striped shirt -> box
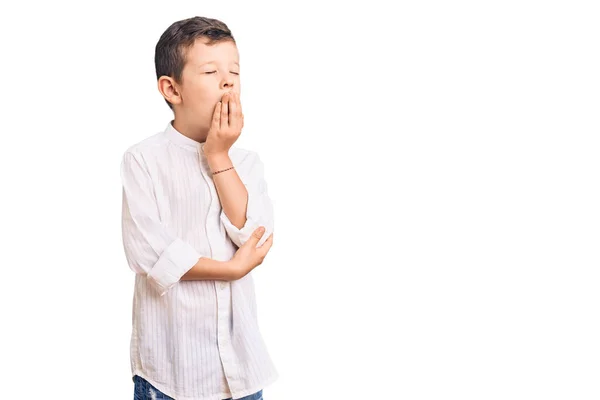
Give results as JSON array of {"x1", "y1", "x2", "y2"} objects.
[{"x1": 120, "y1": 121, "x2": 278, "y2": 400}]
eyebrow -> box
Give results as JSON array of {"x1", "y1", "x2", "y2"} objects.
[{"x1": 199, "y1": 60, "x2": 240, "y2": 66}]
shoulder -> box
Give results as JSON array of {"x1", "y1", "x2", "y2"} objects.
[
  {"x1": 120, "y1": 132, "x2": 172, "y2": 171},
  {"x1": 120, "y1": 133, "x2": 169, "y2": 181},
  {"x1": 122, "y1": 132, "x2": 167, "y2": 157}
]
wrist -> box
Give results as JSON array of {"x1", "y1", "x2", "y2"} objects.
[{"x1": 224, "y1": 258, "x2": 242, "y2": 281}]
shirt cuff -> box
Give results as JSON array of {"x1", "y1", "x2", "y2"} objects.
[{"x1": 146, "y1": 238, "x2": 202, "y2": 296}]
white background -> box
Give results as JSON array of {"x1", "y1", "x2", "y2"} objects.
[{"x1": 0, "y1": 1, "x2": 598, "y2": 399}]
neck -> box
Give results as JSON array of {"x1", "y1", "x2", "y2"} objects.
[{"x1": 172, "y1": 118, "x2": 209, "y2": 143}]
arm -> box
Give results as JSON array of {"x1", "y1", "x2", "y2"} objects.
[
  {"x1": 120, "y1": 151, "x2": 231, "y2": 296},
  {"x1": 180, "y1": 257, "x2": 236, "y2": 281},
  {"x1": 206, "y1": 152, "x2": 248, "y2": 229},
  {"x1": 208, "y1": 151, "x2": 274, "y2": 248}
]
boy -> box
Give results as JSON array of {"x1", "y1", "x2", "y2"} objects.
[{"x1": 120, "y1": 16, "x2": 277, "y2": 400}]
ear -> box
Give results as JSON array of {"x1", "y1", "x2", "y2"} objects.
[{"x1": 157, "y1": 76, "x2": 182, "y2": 106}]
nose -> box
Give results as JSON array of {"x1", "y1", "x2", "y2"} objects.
[{"x1": 221, "y1": 78, "x2": 235, "y2": 91}]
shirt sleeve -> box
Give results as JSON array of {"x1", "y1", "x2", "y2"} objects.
[
  {"x1": 120, "y1": 150, "x2": 203, "y2": 297},
  {"x1": 220, "y1": 151, "x2": 274, "y2": 248}
]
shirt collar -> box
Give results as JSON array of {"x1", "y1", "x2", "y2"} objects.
[{"x1": 165, "y1": 120, "x2": 206, "y2": 153}]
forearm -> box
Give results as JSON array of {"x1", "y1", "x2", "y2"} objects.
[
  {"x1": 180, "y1": 257, "x2": 235, "y2": 281},
  {"x1": 207, "y1": 153, "x2": 248, "y2": 229}
]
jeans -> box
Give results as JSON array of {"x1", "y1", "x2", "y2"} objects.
[{"x1": 133, "y1": 375, "x2": 263, "y2": 400}]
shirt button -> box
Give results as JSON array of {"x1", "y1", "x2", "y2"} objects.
[{"x1": 220, "y1": 282, "x2": 227, "y2": 290}]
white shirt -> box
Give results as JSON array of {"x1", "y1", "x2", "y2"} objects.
[{"x1": 120, "y1": 121, "x2": 278, "y2": 400}]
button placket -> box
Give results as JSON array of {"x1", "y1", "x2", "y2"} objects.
[
  {"x1": 216, "y1": 276, "x2": 234, "y2": 388},
  {"x1": 199, "y1": 147, "x2": 238, "y2": 391}
]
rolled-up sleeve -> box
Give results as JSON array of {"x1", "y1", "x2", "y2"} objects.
[
  {"x1": 120, "y1": 151, "x2": 203, "y2": 296},
  {"x1": 220, "y1": 151, "x2": 274, "y2": 248}
]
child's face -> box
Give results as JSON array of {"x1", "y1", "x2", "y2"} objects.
[{"x1": 177, "y1": 38, "x2": 241, "y2": 130}]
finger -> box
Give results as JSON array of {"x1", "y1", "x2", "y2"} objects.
[
  {"x1": 212, "y1": 102, "x2": 222, "y2": 130},
  {"x1": 237, "y1": 93, "x2": 243, "y2": 129},
  {"x1": 221, "y1": 93, "x2": 229, "y2": 127},
  {"x1": 258, "y1": 233, "x2": 274, "y2": 252},
  {"x1": 234, "y1": 92, "x2": 243, "y2": 129},
  {"x1": 260, "y1": 233, "x2": 273, "y2": 248},
  {"x1": 229, "y1": 93, "x2": 237, "y2": 126},
  {"x1": 233, "y1": 92, "x2": 242, "y2": 129},
  {"x1": 245, "y1": 226, "x2": 266, "y2": 247},
  {"x1": 236, "y1": 92, "x2": 242, "y2": 115}
]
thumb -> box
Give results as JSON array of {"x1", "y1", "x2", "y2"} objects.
[{"x1": 245, "y1": 226, "x2": 266, "y2": 246}]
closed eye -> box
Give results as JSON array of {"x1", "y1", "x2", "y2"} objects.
[{"x1": 205, "y1": 71, "x2": 240, "y2": 75}]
